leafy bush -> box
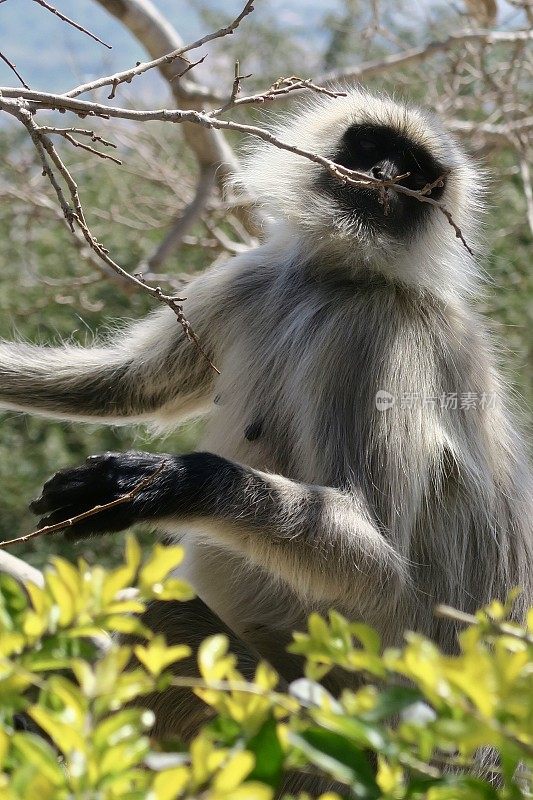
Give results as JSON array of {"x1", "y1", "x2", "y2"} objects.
[{"x1": 0, "y1": 538, "x2": 532, "y2": 799}]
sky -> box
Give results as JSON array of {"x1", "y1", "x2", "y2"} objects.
[{"x1": 0, "y1": 0, "x2": 339, "y2": 94}]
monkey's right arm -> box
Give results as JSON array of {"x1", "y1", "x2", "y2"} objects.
[
  {"x1": 32, "y1": 451, "x2": 408, "y2": 609},
  {"x1": 0, "y1": 269, "x2": 226, "y2": 424}
]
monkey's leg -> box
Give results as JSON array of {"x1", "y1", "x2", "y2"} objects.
[
  {"x1": 129, "y1": 596, "x2": 262, "y2": 741},
  {"x1": 134, "y1": 598, "x2": 346, "y2": 798}
]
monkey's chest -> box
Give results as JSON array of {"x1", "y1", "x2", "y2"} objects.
[
  {"x1": 200, "y1": 398, "x2": 295, "y2": 477},
  {"x1": 200, "y1": 341, "x2": 356, "y2": 485}
]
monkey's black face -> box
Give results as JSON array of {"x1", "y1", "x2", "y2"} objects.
[{"x1": 320, "y1": 123, "x2": 447, "y2": 238}]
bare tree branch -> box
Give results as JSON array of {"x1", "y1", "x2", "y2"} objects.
[
  {"x1": 0, "y1": 550, "x2": 44, "y2": 587},
  {"x1": 93, "y1": 1, "x2": 252, "y2": 203},
  {"x1": 144, "y1": 164, "x2": 218, "y2": 272},
  {"x1": 31, "y1": 0, "x2": 112, "y2": 49},
  {"x1": 0, "y1": 50, "x2": 29, "y2": 89},
  {"x1": 91, "y1": 0, "x2": 261, "y2": 262},
  {"x1": 0, "y1": 94, "x2": 220, "y2": 371},
  {"x1": 67, "y1": 0, "x2": 254, "y2": 100},
  {"x1": 0, "y1": 86, "x2": 475, "y2": 257},
  {"x1": 316, "y1": 29, "x2": 533, "y2": 85}
]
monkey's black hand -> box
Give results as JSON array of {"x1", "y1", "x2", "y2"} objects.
[{"x1": 30, "y1": 451, "x2": 180, "y2": 539}]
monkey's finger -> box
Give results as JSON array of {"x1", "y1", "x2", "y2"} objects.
[
  {"x1": 30, "y1": 481, "x2": 97, "y2": 514},
  {"x1": 30, "y1": 462, "x2": 121, "y2": 514},
  {"x1": 40, "y1": 463, "x2": 102, "y2": 492},
  {"x1": 30, "y1": 478, "x2": 110, "y2": 513}
]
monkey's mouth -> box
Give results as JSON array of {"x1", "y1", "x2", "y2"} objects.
[{"x1": 337, "y1": 172, "x2": 448, "y2": 238}]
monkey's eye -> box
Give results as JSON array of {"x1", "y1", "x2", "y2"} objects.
[{"x1": 357, "y1": 139, "x2": 376, "y2": 152}]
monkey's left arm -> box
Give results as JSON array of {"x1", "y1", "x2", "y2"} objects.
[{"x1": 32, "y1": 451, "x2": 406, "y2": 604}]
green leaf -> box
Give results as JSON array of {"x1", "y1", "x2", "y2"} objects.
[
  {"x1": 414, "y1": 775, "x2": 501, "y2": 800},
  {"x1": 308, "y1": 613, "x2": 332, "y2": 644},
  {"x1": 313, "y1": 711, "x2": 388, "y2": 753},
  {"x1": 0, "y1": 574, "x2": 28, "y2": 631},
  {"x1": 43, "y1": 570, "x2": 75, "y2": 627},
  {"x1": 139, "y1": 544, "x2": 185, "y2": 590},
  {"x1": 50, "y1": 558, "x2": 81, "y2": 603},
  {"x1": 11, "y1": 732, "x2": 65, "y2": 787},
  {"x1": 29, "y1": 706, "x2": 85, "y2": 756},
  {"x1": 94, "y1": 708, "x2": 154, "y2": 750},
  {"x1": 198, "y1": 635, "x2": 236, "y2": 682},
  {"x1": 134, "y1": 636, "x2": 191, "y2": 676},
  {"x1": 349, "y1": 622, "x2": 381, "y2": 654},
  {"x1": 152, "y1": 766, "x2": 190, "y2": 800},
  {"x1": 290, "y1": 728, "x2": 380, "y2": 798},
  {"x1": 213, "y1": 782, "x2": 273, "y2": 800},
  {"x1": 361, "y1": 686, "x2": 423, "y2": 722},
  {"x1": 212, "y1": 751, "x2": 255, "y2": 793},
  {"x1": 98, "y1": 737, "x2": 150, "y2": 776},
  {"x1": 247, "y1": 717, "x2": 284, "y2": 788},
  {"x1": 153, "y1": 577, "x2": 196, "y2": 602}
]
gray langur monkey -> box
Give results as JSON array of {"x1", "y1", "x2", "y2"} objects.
[{"x1": 0, "y1": 89, "x2": 532, "y2": 743}]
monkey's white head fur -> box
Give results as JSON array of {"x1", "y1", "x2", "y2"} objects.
[{"x1": 241, "y1": 87, "x2": 486, "y2": 300}]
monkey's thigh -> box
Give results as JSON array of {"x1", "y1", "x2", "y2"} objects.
[{"x1": 129, "y1": 596, "x2": 261, "y2": 741}]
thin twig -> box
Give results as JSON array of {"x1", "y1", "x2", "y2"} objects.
[
  {"x1": 0, "y1": 95, "x2": 219, "y2": 371},
  {"x1": 435, "y1": 604, "x2": 533, "y2": 645},
  {"x1": 0, "y1": 461, "x2": 169, "y2": 549},
  {"x1": 62, "y1": 132, "x2": 122, "y2": 164},
  {"x1": 64, "y1": 0, "x2": 255, "y2": 99},
  {"x1": 0, "y1": 90, "x2": 475, "y2": 256},
  {"x1": 39, "y1": 127, "x2": 118, "y2": 149},
  {"x1": 31, "y1": 0, "x2": 112, "y2": 49},
  {"x1": 168, "y1": 56, "x2": 207, "y2": 83},
  {"x1": 0, "y1": 51, "x2": 29, "y2": 90},
  {"x1": 213, "y1": 76, "x2": 347, "y2": 115}
]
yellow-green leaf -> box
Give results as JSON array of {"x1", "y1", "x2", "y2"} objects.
[
  {"x1": 134, "y1": 636, "x2": 191, "y2": 676},
  {"x1": 139, "y1": 544, "x2": 185, "y2": 590},
  {"x1": 212, "y1": 751, "x2": 255, "y2": 793},
  {"x1": 11, "y1": 733, "x2": 65, "y2": 786},
  {"x1": 153, "y1": 766, "x2": 190, "y2": 800},
  {"x1": 213, "y1": 781, "x2": 273, "y2": 800}
]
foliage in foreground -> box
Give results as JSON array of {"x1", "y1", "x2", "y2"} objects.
[{"x1": 0, "y1": 538, "x2": 532, "y2": 799}]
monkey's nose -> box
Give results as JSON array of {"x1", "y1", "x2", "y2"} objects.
[{"x1": 371, "y1": 160, "x2": 397, "y2": 181}]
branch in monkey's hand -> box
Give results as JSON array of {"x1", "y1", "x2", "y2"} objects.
[{"x1": 0, "y1": 459, "x2": 169, "y2": 549}]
